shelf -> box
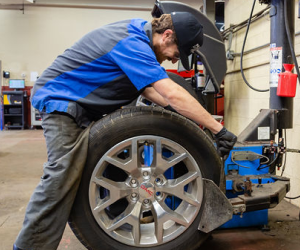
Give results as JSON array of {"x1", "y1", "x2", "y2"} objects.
[
  {"x1": 5, "y1": 125, "x2": 23, "y2": 128},
  {"x1": 2, "y1": 91, "x2": 26, "y2": 130}
]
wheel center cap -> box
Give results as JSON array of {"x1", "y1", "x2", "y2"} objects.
[{"x1": 139, "y1": 182, "x2": 154, "y2": 199}]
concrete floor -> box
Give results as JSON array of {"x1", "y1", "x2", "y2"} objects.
[{"x1": 0, "y1": 129, "x2": 300, "y2": 250}]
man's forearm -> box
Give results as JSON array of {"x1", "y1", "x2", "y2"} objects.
[
  {"x1": 152, "y1": 78, "x2": 223, "y2": 134},
  {"x1": 141, "y1": 86, "x2": 168, "y2": 107},
  {"x1": 168, "y1": 90, "x2": 223, "y2": 134}
]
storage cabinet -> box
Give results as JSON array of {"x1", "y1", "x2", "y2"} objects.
[
  {"x1": 2, "y1": 91, "x2": 26, "y2": 129},
  {"x1": 30, "y1": 88, "x2": 42, "y2": 128},
  {"x1": 31, "y1": 106, "x2": 42, "y2": 128}
]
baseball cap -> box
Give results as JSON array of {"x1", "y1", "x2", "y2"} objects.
[{"x1": 171, "y1": 12, "x2": 203, "y2": 71}]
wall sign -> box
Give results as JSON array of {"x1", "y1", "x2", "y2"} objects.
[{"x1": 270, "y1": 43, "x2": 282, "y2": 88}]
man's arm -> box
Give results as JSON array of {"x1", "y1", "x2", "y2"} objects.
[
  {"x1": 141, "y1": 87, "x2": 169, "y2": 107},
  {"x1": 151, "y1": 78, "x2": 222, "y2": 134},
  {"x1": 150, "y1": 78, "x2": 237, "y2": 158}
]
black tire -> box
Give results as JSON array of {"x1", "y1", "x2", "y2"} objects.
[
  {"x1": 167, "y1": 72, "x2": 197, "y2": 99},
  {"x1": 69, "y1": 106, "x2": 221, "y2": 250}
]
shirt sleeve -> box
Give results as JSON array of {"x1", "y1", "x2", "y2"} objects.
[{"x1": 108, "y1": 34, "x2": 169, "y2": 90}]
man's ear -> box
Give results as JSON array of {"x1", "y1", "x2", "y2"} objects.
[{"x1": 162, "y1": 29, "x2": 174, "y2": 41}]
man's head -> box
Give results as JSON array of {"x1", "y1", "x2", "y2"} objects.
[
  {"x1": 151, "y1": 12, "x2": 203, "y2": 70},
  {"x1": 152, "y1": 14, "x2": 180, "y2": 65}
]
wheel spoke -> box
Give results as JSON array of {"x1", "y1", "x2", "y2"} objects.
[
  {"x1": 152, "y1": 203, "x2": 164, "y2": 243},
  {"x1": 107, "y1": 202, "x2": 142, "y2": 244},
  {"x1": 132, "y1": 203, "x2": 142, "y2": 245},
  {"x1": 152, "y1": 201, "x2": 189, "y2": 243},
  {"x1": 92, "y1": 176, "x2": 132, "y2": 212},
  {"x1": 136, "y1": 97, "x2": 155, "y2": 107},
  {"x1": 103, "y1": 138, "x2": 140, "y2": 174},
  {"x1": 104, "y1": 155, "x2": 134, "y2": 174},
  {"x1": 165, "y1": 152, "x2": 188, "y2": 168},
  {"x1": 154, "y1": 138, "x2": 188, "y2": 175},
  {"x1": 155, "y1": 201, "x2": 189, "y2": 226},
  {"x1": 130, "y1": 138, "x2": 139, "y2": 171},
  {"x1": 93, "y1": 197, "x2": 111, "y2": 213},
  {"x1": 157, "y1": 172, "x2": 201, "y2": 207},
  {"x1": 137, "y1": 101, "x2": 148, "y2": 106}
]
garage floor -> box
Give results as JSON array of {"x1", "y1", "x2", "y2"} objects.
[{"x1": 1, "y1": 129, "x2": 300, "y2": 250}]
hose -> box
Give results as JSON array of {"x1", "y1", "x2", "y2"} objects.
[
  {"x1": 285, "y1": 195, "x2": 300, "y2": 199},
  {"x1": 240, "y1": 0, "x2": 269, "y2": 92},
  {"x1": 284, "y1": 0, "x2": 300, "y2": 84}
]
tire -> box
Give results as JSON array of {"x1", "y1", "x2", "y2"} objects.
[
  {"x1": 69, "y1": 106, "x2": 221, "y2": 250},
  {"x1": 133, "y1": 72, "x2": 197, "y2": 107}
]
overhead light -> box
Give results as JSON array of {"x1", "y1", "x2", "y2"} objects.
[{"x1": 26, "y1": 0, "x2": 35, "y2": 3}]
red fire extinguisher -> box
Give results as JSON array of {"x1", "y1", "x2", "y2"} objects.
[{"x1": 277, "y1": 64, "x2": 297, "y2": 97}]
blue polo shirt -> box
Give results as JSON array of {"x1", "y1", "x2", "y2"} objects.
[{"x1": 31, "y1": 19, "x2": 168, "y2": 125}]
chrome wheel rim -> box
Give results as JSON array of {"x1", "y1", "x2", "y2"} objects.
[
  {"x1": 135, "y1": 96, "x2": 156, "y2": 107},
  {"x1": 89, "y1": 136, "x2": 203, "y2": 247}
]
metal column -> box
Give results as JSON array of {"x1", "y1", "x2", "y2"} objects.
[
  {"x1": 269, "y1": 0, "x2": 295, "y2": 129},
  {"x1": 202, "y1": 0, "x2": 216, "y2": 115}
]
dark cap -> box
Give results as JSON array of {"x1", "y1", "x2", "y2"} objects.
[{"x1": 171, "y1": 12, "x2": 203, "y2": 71}]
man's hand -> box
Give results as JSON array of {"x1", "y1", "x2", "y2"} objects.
[{"x1": 214, "y1": 127, "x2": 237, "y2": 158}]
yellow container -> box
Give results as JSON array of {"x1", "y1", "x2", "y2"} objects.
[{"x1": 3, "y1": 94, "x2": 11, "y2": 105}]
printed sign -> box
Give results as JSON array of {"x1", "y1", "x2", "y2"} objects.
[
  {"x1": 258, "y1": 127, "x2": 270, "y2": 140},
  {"x1": 270, "y1": 44, "x2": 282, "y2": 87}
]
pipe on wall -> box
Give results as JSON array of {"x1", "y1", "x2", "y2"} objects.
[{"x1": 0, "y1": 3, "x2": 152, "y2": 11}]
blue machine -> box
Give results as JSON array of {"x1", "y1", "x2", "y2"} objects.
[
  {"x1": 221, "y1": 145, "x2": 274, "y2": 228},
  {"x1": 143, "y1": 142, "x2": 288, "y2": 228}
]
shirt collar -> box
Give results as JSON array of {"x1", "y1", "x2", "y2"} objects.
[{"x1": 144, "y1": 22, "x2": 154, "y2": 50}]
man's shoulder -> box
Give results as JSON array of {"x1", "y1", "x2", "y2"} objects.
[
  {"x1": 86, "y1": 18, "x2": 148, "y2": 39},
  {"x1": 103, "y1": 18, "x2": 147, "y2": 29}
]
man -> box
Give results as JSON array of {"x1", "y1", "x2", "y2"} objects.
[{"x1": 14, "y1": 12, "x2": 236, "y2": 250}]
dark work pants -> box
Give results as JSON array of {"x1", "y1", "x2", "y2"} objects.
[{"x1": 15, "y1": 112, "x2": 90, "y2": 250}]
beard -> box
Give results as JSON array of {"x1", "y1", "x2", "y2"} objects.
[{"x1": 153, "y1": 44, "x2": 164, "y2": 64}]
